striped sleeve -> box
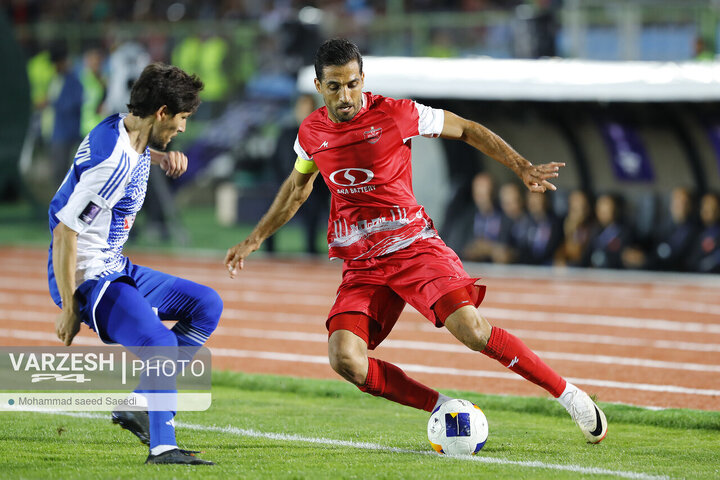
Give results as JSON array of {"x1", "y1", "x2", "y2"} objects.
[{"x1": 55, "y1": 147, "x2": 132, "y2": 233}]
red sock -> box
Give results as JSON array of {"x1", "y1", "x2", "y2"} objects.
[
  {"x1": 358, "y1": 358, "x2": 439, "y2": 412},
  {"x1": 482, "y1": 327, "x2": 566, "y2": 397}
]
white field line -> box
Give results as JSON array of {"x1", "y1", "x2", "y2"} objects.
[
  {"x1": 214, "y1": 327, "x2": 720, "y2": 374},
  {"x1": 34, "y1": 411, "x2": 667, "y2": 480},
  {"x1": 0, "y1": 328, "x2": 715, "y2": 397}
]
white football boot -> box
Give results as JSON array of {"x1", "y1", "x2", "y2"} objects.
[{"x1": 558, "y1": 383, "x2": 607, "y2": 444}]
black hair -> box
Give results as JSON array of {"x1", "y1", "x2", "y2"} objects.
[
  {"x1": 314, "y1": 38, "x2": 363, "y2": 81},
  {"x1": 126, "y1": 63, "x2": 204, "y2": 118}
]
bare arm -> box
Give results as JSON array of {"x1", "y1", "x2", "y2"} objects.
[
  {"x1": 150, "y1": 148, "x2": 188, "y2": 179},
  {"x1": 440, "y1": 111, "x2": 564, "y2": 192},
  {"x1": 52, "y1": 222, "x2": 81, "y2": 345},
  {"x1": 224, "y1": 168, "x2": 319, "y2": 277}
]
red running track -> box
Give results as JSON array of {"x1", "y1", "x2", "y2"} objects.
[{"x1": 1, "y1": 246, "x2": 718, "y2": 411}]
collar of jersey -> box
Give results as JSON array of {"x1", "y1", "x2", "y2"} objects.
[{"x1": 118, "y1": 113, "x2": 149, "y2": 159}]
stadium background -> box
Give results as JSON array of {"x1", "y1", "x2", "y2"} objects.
[{"x1": 1, "y1": 0, "x2": 719, "y2": 420}]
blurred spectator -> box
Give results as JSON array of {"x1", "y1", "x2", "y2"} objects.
[
  {"x1": 423, "y1": 30, "x2": 459, "y2": 58},
  {"x1": 48, "y1": 43, "x2": 83, "y2": 187},
  {"x1": 513, "y1": 0, "x2": 558, "y2": 58},
  {"x1": 686, "y1": 193, "x2": 720, "y2": 273},
  {"x1": 80, "y1": 47, "x2": 107, "y2": 135},
  {"x1": 585, "y1": 194, "x2": 631, "y2": 269},
  {"x1": 462, "y1": 173, "x2": 504, "y2": 262},
  {"x1": 531, "y1": 0, "x2": 559, "y2": 58},
  {"x1": 105, "y1": 39, "x2": 150, "y2": 114},
  {"x1": 517, "y1": 191, "x2": 562, "y2": 265},
  {"x1": 266, "y1": 93, "x2": 328, "y2": 254},
  {"x1": 694, "y1": 36, "x2": 715, "y2": 62},
  {"x1": 622, "y1": 187, "x2": 699, "y2": 271},
  {"x1": 554, "y1": 190, "x2": 595, "y2": 267},
  {"x1": 27, "y1": 48, "x2": 55, "y2": 113},
  {"x1": 172, "y1": 33, "x2": 230, "y2": 116},
  {"x1": 437, "y1": 122, "x2": 483, "y2": 252},
  {"x1": 492, "y1": 182, "x2": 530, "y2": 264}
]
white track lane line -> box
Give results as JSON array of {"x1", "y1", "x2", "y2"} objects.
[
  {"x1": 0, "y1": 328, "x2": 716, "y2": 397},
  {"x1": 213, "y1": 326, "x2": 720, "y2": 373},
  {"x1": 3, "y1": 287, "x2": 720, "y2": 335}
]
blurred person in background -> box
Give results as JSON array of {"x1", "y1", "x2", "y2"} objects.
[
  {"x1": 518, "y1": 190, "x2": 562, "y2": 265},
  {"x1": 48, "y1": 43, "x2": 83, "y2": 188},
  {"x1": 585, "y1": 193, "x2": 631, "y2": 269},
  {"x1": 694, "y1": 36, "x2": 715, "y2": 61},
  {"x1": 462, "y1": 173, "x2": 505, "y2": 262},
  {"x1": 266, "y1": 93, "x2": 329, "y2": 254},
  {"x1": 105, "y1": 37, "x2": 150, "y2": 114},
  {"x1": 554, "y1": 190, "x2": 596, "y2": 267},
  {"x1": 172, "y1": 32, "x2": 230, "y2": 118},
  {"x1": 622, "y1": 187, "x2": 699, "y2": 271},
  {"x1": 687, "y1": 192, "x2": 720, "y2": 273},
  {"x1": 80, "y1": 46, "x2": 107, "y2": 136},
  {"x1": 491, "y1": 182, "x2": 530, "y2": 264}
]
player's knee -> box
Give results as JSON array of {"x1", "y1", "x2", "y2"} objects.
[
  {"x1": 328, "y1": 349, "x2": 367, "y2": 385},
  {"x1": 196, "y1": 287, "x2": 223, "y2": 333},
  {"x1": 446, "y1": 308, "x2": 491, "y2": 352}
]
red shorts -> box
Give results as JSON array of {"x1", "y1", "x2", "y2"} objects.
[{"x1": 327, "y1": 237, "x2": 486, "y2": 349}]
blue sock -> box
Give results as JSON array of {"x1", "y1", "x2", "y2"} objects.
[
  {"x1": 97, "y1": 281, "x2": 180, "y2": 451},
  {"x1": 148, "y1": 410, "x2": 176, "y2": 450}
]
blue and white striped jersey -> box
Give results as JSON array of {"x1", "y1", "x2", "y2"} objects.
[{"x1": 48, "y1": 113, "x2": 151, "y2": 307}]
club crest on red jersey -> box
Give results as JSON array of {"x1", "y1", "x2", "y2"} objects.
[{"x1": 363, "y1": 126, "x2": 382, "y2": 144}]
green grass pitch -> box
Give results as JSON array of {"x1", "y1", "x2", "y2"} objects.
[{"x1": 1, "y1": 371, "x2": 718, "y2": 479}]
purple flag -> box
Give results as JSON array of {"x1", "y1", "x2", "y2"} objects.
[{"x1": 600, "y1": 121, "x2": 654, "y2": 182}]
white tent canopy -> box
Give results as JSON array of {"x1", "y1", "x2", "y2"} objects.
[{"x1": 297, "y1": 56, "x2": 720, "y2": 102}]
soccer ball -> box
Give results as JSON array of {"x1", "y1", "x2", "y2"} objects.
[{"x1": 427, "y1": 398, "x2": 488, "y2": 455}]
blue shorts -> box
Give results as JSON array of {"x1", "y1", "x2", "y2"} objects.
[{"x1": 74, "y1": 259, "x2": 191, "y2": 344}]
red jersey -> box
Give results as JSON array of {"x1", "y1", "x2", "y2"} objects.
[{"x1": 294, "y1": 92, "x2": 445, "y2": 260}]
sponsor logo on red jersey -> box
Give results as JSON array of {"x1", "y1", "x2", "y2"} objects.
[{"x1": 329, "y1": 168, "x2": 374, "y2": 187}]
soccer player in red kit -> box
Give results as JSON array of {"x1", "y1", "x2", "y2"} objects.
[{"x1": 225, "y1": 38, "x2": 607, "y2": 444}]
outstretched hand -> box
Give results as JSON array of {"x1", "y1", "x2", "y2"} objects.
[
  {"x1": 159, "y1": 151, "x2": 188, "y2": 178},
  {"x1": 224, "y1": 239, "x2": 257, "y2": 279},
  {"x1": 519, "y1": 162, "x2": 565, "y2": 192}
]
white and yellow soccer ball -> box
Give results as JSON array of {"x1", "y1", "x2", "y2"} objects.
[{"x1": 427, "y1": 398, "x2": 488, "y2": 455}]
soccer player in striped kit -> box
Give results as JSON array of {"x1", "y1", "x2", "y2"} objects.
[
  {"x1": 225, "y1": 39, "x2": 607, "y2": 444},
  {"x1": 48, "y1": 63, "x2": 220, "y2": 464}
]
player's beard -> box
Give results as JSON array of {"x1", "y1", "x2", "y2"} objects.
[
  {"x1": 147, "y1": 126, "x2": 169, "y2": 151},
  {"x1": 334, "y1": 101, "x2": 359, "y2": 122}
]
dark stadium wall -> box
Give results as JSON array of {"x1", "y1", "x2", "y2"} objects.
[
  {"x1": 410, "y1": 99, "x2": 718, "y2": 232},
  {"x1": 0, "y1": 10, "x2": 31, "y2": 201}
]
